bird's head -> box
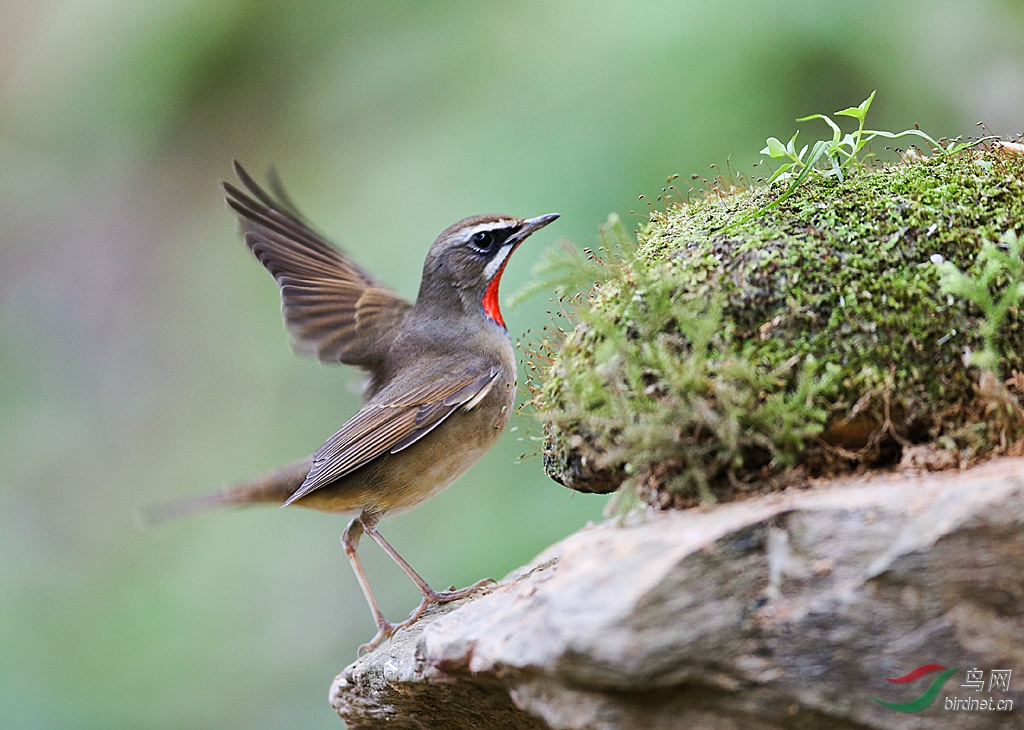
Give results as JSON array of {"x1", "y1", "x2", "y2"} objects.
[{"x1": 416, "y1": 213, "x2": 559, "y2": 329}]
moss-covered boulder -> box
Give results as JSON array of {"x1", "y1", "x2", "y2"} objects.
[{"x1": 533, "y1": 143, "x2": 1024, "y2": 509}]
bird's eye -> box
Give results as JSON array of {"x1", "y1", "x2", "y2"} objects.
[{"x1": 469, "y1": 230, "x2": 496, "y2": 252}]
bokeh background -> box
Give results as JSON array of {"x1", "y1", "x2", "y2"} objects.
[{"x1": 2, "y1": 1, "x2": 1023, "y2": 728}]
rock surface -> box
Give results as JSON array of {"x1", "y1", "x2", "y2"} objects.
[{"x1": 331, "y1": 458, "x2": 1024, "y2": 729}]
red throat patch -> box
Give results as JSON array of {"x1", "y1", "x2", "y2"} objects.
[{"x1": 482, "y1": 259, "x2": 510, "y2": 328}]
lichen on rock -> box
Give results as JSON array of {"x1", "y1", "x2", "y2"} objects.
[{"x1": 531, "y1": 142, "x2": 1024, "y2": 508}]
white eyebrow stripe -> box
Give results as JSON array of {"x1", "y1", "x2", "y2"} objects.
[
  {"x1": 483, "y1": 243, "x2": 515, "y2": 280},
  {"x1": 465, "y1": 220, "x2": 517, "y2": 237}
]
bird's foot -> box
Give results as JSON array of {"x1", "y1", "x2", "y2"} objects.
[
  {"x1": 356, "y1": 578, "x2": 496, "y2": 656},
  {"x1": 395, "y1": 577, "x2": 497, "y2": 633},
  {"x1": 434, "y1": 576, "x2": 497, "y2": 603},
  {"x1": 356, "y1": 620, "x2": 398, "y2": 657}
]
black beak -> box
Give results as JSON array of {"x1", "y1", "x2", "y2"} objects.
[{"x1": 509, "y1": 213, "x2": 560, "y2": 246}]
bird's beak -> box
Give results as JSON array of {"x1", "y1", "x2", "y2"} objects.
[{"x1": 509, "y1": 213, "x2": 560, "y2": 246}]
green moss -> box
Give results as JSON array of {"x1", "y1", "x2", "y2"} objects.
[{"x1": 532, "y1": 145, "x2": 1024, "y2": 509}]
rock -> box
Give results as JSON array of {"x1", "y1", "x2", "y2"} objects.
[{"x1": 331, "y1": 457, "x2": 1024, "y2": 729}]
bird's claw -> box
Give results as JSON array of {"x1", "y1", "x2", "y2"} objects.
[
  {"x1": 357, "y1": 578, "x2": 497, "y2": 657},
  {"x1": 433, "y1": 576, "x2": 496, "y2": 602},
  {"x1": 357, "y1": 621, "x2": 398, "y2": 657},
  {"x1": 399, "y1": 576, "x2": 497, "y2": 627}
]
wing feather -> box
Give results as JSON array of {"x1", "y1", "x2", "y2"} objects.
[
  {"x1": 283, "y1": 365, "x2": 500, "y2": 506},
  {"x1": 224, "y1": 162, "x2": 412, "y2": 367}
]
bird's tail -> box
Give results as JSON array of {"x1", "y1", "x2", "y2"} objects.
[{"x1": 139, "y1": 456, "x2": 313, "y2": 528}]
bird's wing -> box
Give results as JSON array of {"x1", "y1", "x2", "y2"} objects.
[
  {"x1": 223, "y1": 162, "x2": 412, "y2": 368},
  {"x1": 283, "y1": 364, "x2": 501, "y2": 506}
]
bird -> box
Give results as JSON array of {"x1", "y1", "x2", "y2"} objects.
[{"x1": 153, "y1": 161, "x2": 559, "y2": 654}]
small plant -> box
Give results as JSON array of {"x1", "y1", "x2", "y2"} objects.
[
  {"x1": 729, "y1": 92, "x2": 982, "y2": 226},
  {"x1": 936, "y1": 229, "x2": 1024, "y2": 377}
]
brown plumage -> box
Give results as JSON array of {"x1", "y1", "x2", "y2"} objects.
[{"x1": 156, "y1": 162, "x2": 558, "y2": 654}]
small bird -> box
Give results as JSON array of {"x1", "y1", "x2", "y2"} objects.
[{"x1": 156, "y1": 162, "x2": 558, "y2": 654}]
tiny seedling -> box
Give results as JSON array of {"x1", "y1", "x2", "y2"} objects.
[
  {"x1": 936, "y1": 229, "x2": 1024, "y2": 376},
  {"x1": 728, "y1": 92, "x2": 984, "y2": 227}
]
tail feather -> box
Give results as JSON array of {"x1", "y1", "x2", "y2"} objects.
[{"x1": 139, "y1": 456, "x2": 313, "y2": 528}]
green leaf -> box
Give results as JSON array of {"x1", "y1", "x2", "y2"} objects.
[
  {"x1": 798, "y1": 112, "x2": 842, "y2": 146},
  {"x1": 763, "y1": 137, "x2": 788, "y2": 158},
  {"x1": 764, "y1": 161, "x2": 796, "y2": 184},
  {"x1": 785, "y1": 130, "x2": 800, "y2": 156},
  {"x1": 860, "y1": 90, "x2": 876, "y2": 115},
  {"x1": 864, "y1": 127, "x2": 949, "y2": 155},
  {"x1": 830, "y1": 154, "x2": 843, "y2": 181},
  {"x1": 837, "y1": 90, "x2": 876, "y2": 121}
]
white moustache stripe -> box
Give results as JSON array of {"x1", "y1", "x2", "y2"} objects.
[{"x1": 483, "y1": 243, "x2": 515, "y2": 280}]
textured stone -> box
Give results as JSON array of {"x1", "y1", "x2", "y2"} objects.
[{"x1": 331, "y1": 458, "x2": 1024, "y2": 729}]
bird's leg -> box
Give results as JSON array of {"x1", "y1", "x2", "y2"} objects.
[
  {"x1": 360, "y1": 519, "x2": 495, "y2": 631},
  {"x1": 341, "y1": 517, "x2": 397, "y2": 655}
]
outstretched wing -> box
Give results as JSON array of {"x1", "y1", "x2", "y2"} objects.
[
  {"x1": 283, "y1": 363, "x2": 500, "y2": 506},
  {"x1": 223, "y1": 162, "x2": 412, "y2": 369}
]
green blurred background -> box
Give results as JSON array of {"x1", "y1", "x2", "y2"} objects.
[{"x1": 1, "y1": 1, "x2": 1022, "y2": 728}]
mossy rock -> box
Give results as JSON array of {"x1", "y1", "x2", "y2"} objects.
[{"x1": 534, "y1": 143, "x2": 1024, "y2": 509}]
